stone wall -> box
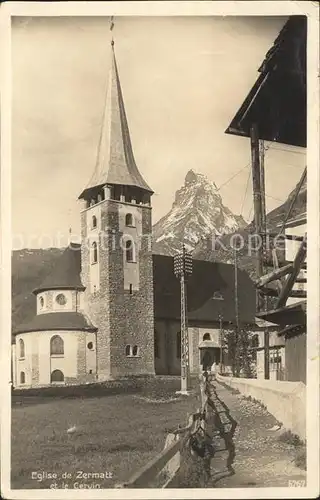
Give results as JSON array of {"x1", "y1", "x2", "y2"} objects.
[
  {"x1": 81, "y1": 198, "x2": 155, "y2": 381},
  {"x1": 217, "y1": 374, "x2": 306, "y2": 440}
]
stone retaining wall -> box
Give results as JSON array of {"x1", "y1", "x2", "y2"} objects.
[{"x1": 217, "y1": 374, "x2": 306, "y2": 441}]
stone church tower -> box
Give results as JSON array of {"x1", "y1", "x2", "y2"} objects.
[{"x1": 78, "y1": 41, "x2": 155, "y2": 380}]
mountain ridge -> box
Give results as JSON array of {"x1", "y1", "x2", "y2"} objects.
[{"x1": 11, "y1": 171, "x2": 306, "y2": 335}]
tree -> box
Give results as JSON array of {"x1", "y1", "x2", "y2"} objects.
[{"x1": 223, "y1": 324, "x2": 257, "y2": 378}]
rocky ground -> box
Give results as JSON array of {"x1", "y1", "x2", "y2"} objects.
[
  {"x1": 206, "y1": 380, "x2": 306, "y2": 488},
  {"x1": 173, "y1": 379, "x2": 306, "y2": 488}
]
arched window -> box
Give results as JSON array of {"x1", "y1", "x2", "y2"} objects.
[
  {"x1": 19, "y1": 339, "x2": 25, "y2": 358},
  {"x1": 125, "y1": 213, "x2": 134, "y2": 227},
  {"x1": 125, "y1": 345, "x2": 131, "y2": 357},
  {"x1": 39, "y1": 296, "x2": 44, "y2": 309},
  {"x1": 92, "y1": 241, "x2": 98, "y2": 264},
  {"x1": 132, "y1": 345, "x2": 139, "y2": 356},
  {"x1": 203, "y1": 333, "x2": 211, "y2": 341},
  {"x1": 125, "y1": 239, "x2": 135, "y2": 263},
  {"x1": 92, "y1": 215, "x2": 97, "y2": 229},
  {"x1": 51, "y1": 369, "x2": 64, "y2": 383},
  {"x1": 176, "y1": 331, "x2": 181, "y2": 359},
  {"x1": 50, "y1": 335, "x2": 64, "y2": 356},
  {"x1": 154, "y1": 330, "x2": 160, "y2": 359},
  {"x1": 20, "y1": 371, "x2": 25, "y2": 384}
]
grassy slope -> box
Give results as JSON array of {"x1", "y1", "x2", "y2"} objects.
[
  {"x1": 11, "y1": 378, "x2": 200, "y2": 489},
  {"x1": 12, "y1": 248, "x2": 63, "y2": 334}
]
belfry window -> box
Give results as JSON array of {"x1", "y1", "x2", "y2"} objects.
[
  {"x1": 50, "y1": 335, "x2": 64, "y2": 356},
  {"x1": 125, "y1": 345, "x2": 131, "y2": 357},
  {"x1": 19, "y1": 339, "x2": 25, "y2": 359},
  {"x1": 92, "y1": 215, "x2": 97, "y2": 229},
  {"x1": 125, "y1": 239, "x2": 135, "y2": 263},
  {"x1": 125, "y1": 213, "x2": 134, "y2": 227},
  {"x1": 203, "y1": 333, "x2": 211, "y2": 341},
  {"x1": 92, "y1": 241, "x2": 98, "y2": 264}
]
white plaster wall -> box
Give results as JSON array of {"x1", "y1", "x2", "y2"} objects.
[
  {"x1": 86, "y1": 204, "x2": 102, "y2": 233},
  {"x1": 285, "y1": 222, "x2": 306, "y2": 263},
  {"x1": 15, "y1": 334, "x2": 32, "y2": 386},
  {"x1": 84, "y1": 204, "x2": 102, "y2": 294},
  {"x1": 119, "y1": 205, "x2": 142, "y2": 292},
  {"x1": 40, "y1": 331, "x2": 79, "y2": 383},
  {"x1": 14, "y1": 331, "x2": 82, "y2": 387},
  {"x1": 37, "y1": 291, "x2": 48, "y2": 314},
  {"x1": 198, "y1": 327, "x2": 220, "y2": 346},
  {"x1": 257, "y1": 350, "x2": 265, "y2": 379},
  {"x1": 89, "y1": 241, "x2": 100, "y2": 294},
  {"x1": 85, "y1": 332, "x2": 97, "y2": 374},
  {"x1": 52, "y1": 290, "x2": 75, "y2": 312},
  {"x1": 216, "y1": 375, "x2": 306, "y2": 440},
  {"x1": 12, "y1": 344, "x2": 17, "y2": 386},
  {"x1": 37, "y1": 290, "x2": 85, "y2": 314}
]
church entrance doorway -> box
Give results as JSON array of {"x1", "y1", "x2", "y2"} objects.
[{"x1": 200, "y1": 347, "x2": 221, "y2": 372}]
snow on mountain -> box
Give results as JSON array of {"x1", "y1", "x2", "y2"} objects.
[{"x1": 152, "y1": 170, "x2": 246, "y2": 256}]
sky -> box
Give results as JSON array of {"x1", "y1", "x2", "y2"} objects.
[{"x1": 11, "y1": 16, "x2": 306, "y2": 249}]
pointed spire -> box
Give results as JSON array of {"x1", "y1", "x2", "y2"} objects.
[{"x1": 79, "y1": 36, "x2": 153, "y2": 200}]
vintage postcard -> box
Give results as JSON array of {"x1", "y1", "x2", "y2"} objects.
[{"x1": 1, "y1": 1, "x2": 319, "y2": 499}]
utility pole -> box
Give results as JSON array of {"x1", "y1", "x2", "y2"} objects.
[
  {"x1": 259, "y1": 139, "x2": 270, "y2": 380},
  {"x1": 174, "y1": 245, "x2": 193, "y2": 394},
  {"x1": 234, "y1": 245, "x2": 240, "y2": 377},
  {"x1": 250, "y1": 124, "x2": 269, "y2": 379},
  {"x1": 219, "y1": 313, "x2": 223, "y2": 375}
]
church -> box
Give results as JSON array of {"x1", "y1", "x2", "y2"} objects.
[{"x1": 12, "y1": 40, "x2": 257, "y2": 388}]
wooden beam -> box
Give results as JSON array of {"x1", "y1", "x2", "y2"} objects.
[
  {"x1": 278, "y1": 167, "x2": 307, "y2": 236},
  {"x1": 284, "y1": 234, "x2": 305, "y2": 241},
  {"x1": 295, "y1": 276, "x2": 307, "y2": 283},
  {"x1": 277, "y1": 234, "x2": 307, "y2": 308},
  {"x1": 260, "y1": 287, "x2": 306, "y2": 298},
  {"x1": 256, "y1": 300, "x2": 306, "y2": 326},
  {"x1": 272, "y1": 248, "x2": 283, "y2": 294},
  {"x1": 255, "y1": 263, "x2": 293, "y2": 288}
]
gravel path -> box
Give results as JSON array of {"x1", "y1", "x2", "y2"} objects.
[{"x1": 205, "y1": 380, "x2": 306, "y2": 488}]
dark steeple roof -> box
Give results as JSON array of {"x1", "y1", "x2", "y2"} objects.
[
  {"x1": 79, "y1": 42, "x2": 153, "y2": 200},
  {"x1": 33, "y1": 243, "x2": 84, "y2": 294},
  {"x1": 226, "y1": 16, "x2": 306, "y2": 148}
]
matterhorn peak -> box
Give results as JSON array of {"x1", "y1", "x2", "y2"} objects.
[
  {"x1": 184, "y1": 170, "x2": 218, "y2": 190},
  {"x1": 185, "y1": 169, "x2": 199, "y2": 185},
  {"x1": 153, "y1": 169, "x2": 246, "y2": 256}
]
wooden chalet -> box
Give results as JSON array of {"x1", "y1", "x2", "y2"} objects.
[{"x1": 226, "y1": 16, "x2": 307, "y2": 383}]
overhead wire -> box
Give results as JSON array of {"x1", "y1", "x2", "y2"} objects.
[
  {"x1": 240, "y1": 168, "x2": 251, "y2": 218},
  {"x1": 218, "y1": 163, "x2": 250, "y2": 191}
]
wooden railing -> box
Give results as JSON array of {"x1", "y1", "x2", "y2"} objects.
[{"x1": 116, "y1": 375, "x2": 209, "y2": 488}]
